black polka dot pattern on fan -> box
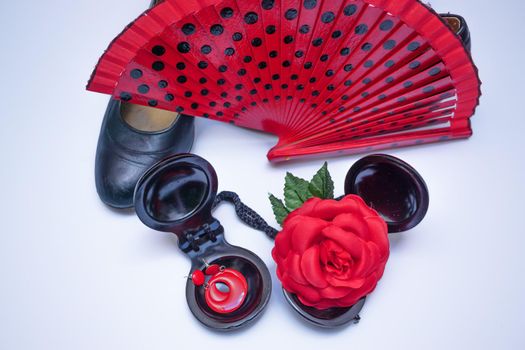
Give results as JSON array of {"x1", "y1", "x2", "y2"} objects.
[
  {"x1": 304, "y1": 0, "x2": 317, "y2": 9},
  {"x1": 210, "y1": 24, "x2": 224, "y2": 35},
  {"x1": 409, "y1": 61, "x2": 421, "y2": 69},
  {"x1": 120, "y1": 92, "x2": 132, "y2": 101},
  {"x1": 181, "y1": 23, "x2": 195, "y2": 35},
  {"x1": 138, "y1": 84, "x2": 149, "y2": 94},
  {"x1": 313, "y1": 38, "x2": 323, "y2": 47},
  {"x1": 362, "y1": 42, "x2": 372, "y2": 51},
  {"x1": 300, "y1": 24, "x2": 310, "y2": 34},
  {"x1": 177, "y1": 42, "x2": 191, "y2": 53},
  {"x1": 321, "y1": 12, "x2": 335, "y2": 23},
  {"x1": 130, "y1": 69, "x2": 142, "y2": 79},
  {"x1": 408, "y1": 42, "x2": 421, "y2": 51},
  {"x1": 200, "y1": 45, "x2": 211, "y2": 54},
  {"x1": 245, "y1": 12, "x2": 258, "y2": 24},
  {"x1": 384, "y1": 40, "x2": 396, "y2": 50},
  {"x1": 344, "y1": 4, "x2": 357, "y2": 16},
  {"x1": 220, "y1": 7, "x2": 234, "y2": 19},
  {"x1": 108, "y1": 0, "x2": 459, "y2": 140},
  {"x1": 262, "y1": 0, "x2": 274, "y2": 10},
  {"x1": 429, "y1": 67, "x2": 441, "y2": 76},
  {"x1": 355, "y1": 24, "x2": 368, "y2": 35},
  {"x1": 152, "y1": 61, "x2": 164, "y2": 71},
  {"x1": 285, "y1": 9, "x2": 298, "y2": 20},
  {"x1": 232, "y1": 32, "x2": 243, "y2": 41},
  {"x1": 152, "y1": 45, "x2": 165, "y2": 56},
  {"x1": 380, "y1": 20, "x2": 394, "y2": 31},
  {"x1": 266, "y1": 25, "x2": 276, "y2": 34}
]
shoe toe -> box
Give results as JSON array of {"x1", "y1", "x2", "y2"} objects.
[{"x1": 95, "y1": 150, "x2": 146, "y2": 209}]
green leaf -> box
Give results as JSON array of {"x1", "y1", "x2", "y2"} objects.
[
  {"x1": 268, "y1": 194, "x2": 290, "y2": 225},
  {"x1": 284, "y1": 172, "x2": 313, "y2": 211},
  {"x1": 308, "y1": 162, "x2": 335, "y2": 199}
]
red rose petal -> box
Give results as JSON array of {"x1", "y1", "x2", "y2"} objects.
[
  {"x1": 338, "y1": 275, "x2": 378, "y2": 305},
  {"x1": 273, "y1": 216, "x2": 301, "y2": 258},
  {"x1": 291, "y1": 197, "x2": 322, "y2": 217},
  {"x1": 332, "y1": 213, "x2": 369, "y2": 239},
  {"x1": 311, "y1": 199, "x2": 359, "y2": 220},
  {"x1": 322, "y1": 225, "x2": 364, "y2": 258},
  {"x1": 300, "y1": 245, "x2": 328, "y2": 289},
  {"x1": 363, "y1": 242, "x2": 384, "y2": 276},
  {"x1": 351, "y1": 244, "x2": 370, "y2": 277},
  {"x1": 364, "y1": 216, "x2": 389, "y2": 253},
  {"x1": 319, "y1": 285, "x2": 352, "y2": 299},
  {"x1": 326, "y1": 274, "x2": 366, "y2": 289},
  {"x1": 291, "y1": 216, "x2": 328, "y2": 253},
  {"x1": 284, "y1": 276, "x2": 321, "y2": 304},
  {"x1": 334, "y1": 293, "x2": 360, "y2": 308},
  {"x1": 297, "y1": 295, "x2": 336, "y2": 309},
  {"x1": 285, "y1": 253, "x2": 309, "y2": 285},
  {"x1": 352, "y1": 242, "x2": 385, "y2": 278}
]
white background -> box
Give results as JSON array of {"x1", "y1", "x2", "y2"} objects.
[{"x1": 1, "y1": 0, "x2": 524, "y2": 349}]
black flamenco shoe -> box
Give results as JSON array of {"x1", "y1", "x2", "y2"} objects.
[
  {"x1": 440, "y1": 13, "x2": 472, "y2": 51},
  {"x1": 95, "y1": 98, "x2": 194, "y2": 208}
]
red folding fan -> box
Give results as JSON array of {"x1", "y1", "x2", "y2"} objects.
[{"x1": 87, "y1": 0, "x2": 481, "y2": 162}]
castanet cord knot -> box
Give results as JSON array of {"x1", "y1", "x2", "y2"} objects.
[{"x1": 213, "y1": 191, "x2": 279, "y2": 239}]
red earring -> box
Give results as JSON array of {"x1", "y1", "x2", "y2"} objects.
[
  {"x1": 205, "y1": 267, "x2": 248, "y2": 314},
  {"x1": 190, "y1": 270, "x2": 205, "y2": 286},
  {"x1": 190, "y1": 264, "x2": 248, "y2": 314}
]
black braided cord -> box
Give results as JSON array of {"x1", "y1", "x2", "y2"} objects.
[{"x1": 212, "y1": 191, "x2": 279, "y2": 240}]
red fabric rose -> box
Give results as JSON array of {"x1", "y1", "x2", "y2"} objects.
[{"x1": 272, "y1": 195, "x2": 389, "y2": 309}]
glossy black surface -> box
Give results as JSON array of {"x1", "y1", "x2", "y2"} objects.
[
  {"x1": 345, "y1": 154, "x2": 429, "y2": 233},
  {"x1": 134, "y1": 154, "x2": 272, "y2": 331},
  {"x1": 283, "y1": 290, "x2": 365, "y2": 328},
  {"x1": 95, "y1": 98, "x2": 194, "y2": 208},
  {"x1": 144, "y1": 166, "x2": 208, "y2": 222},
  {"x1": 440, "y1": 13, "x2": 471, "y2": 51},
  {"x1": 134, "y1": 154, "x2": 216, "y2": 234}
]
